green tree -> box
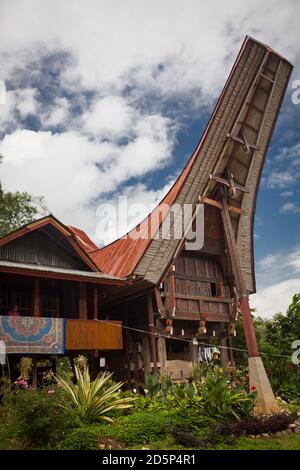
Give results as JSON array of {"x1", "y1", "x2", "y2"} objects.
[
  {"x1": 233, "y1": 293, "x2": 300, "y2": 399},
  {"x1": 0, "y1": 156, "x2": 47, "y2": 236}
]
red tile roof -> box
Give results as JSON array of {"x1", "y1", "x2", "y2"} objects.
[{"x1": 68, "y1": 226, "x2": 98, "y2": 253}]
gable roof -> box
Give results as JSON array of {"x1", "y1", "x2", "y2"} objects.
[
  {"x1": 89, "y1": 36, "x2": 293, "y2": 292},
  {"x1": 68, "y1": 226, "x2": 98, "y2": 253},
  {"x1": 0, "y1": 214, "x2": 99, "y2": 272}
]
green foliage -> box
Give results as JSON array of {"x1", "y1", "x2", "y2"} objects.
[
  {"x1": 112, "y1": 410, "x2": 188, "y2": 446},
  {"x1": 0, "y1": 190, "x2": 47, "y2": 237},
  {"x1": 57, "y1": 409, "x2": 201, "y2": 449},
  {"x1": 56, "y1": 424, "x2": 113, "y2": 450},
  {"x1": 0, "y1": 155, "x2": 47, "y2": 237},
  {"x1": 233, "y1": 293, "x2": 300, "y2": 402},
  {"x1": 1, "y1": 387, "x2": 79, "y2": 447},
  {"x1": 278, "y1": 383, "x2": 300, "y2": 403},
  {"x1": 145, "y1": 373, "x2": 161, "y2": 397},
  {"x1": 139, "y1": 369, "x2": 255, "y2": 421},
  {"x1": 55, "y1": 364, "x2": 135, "y2": 423},
  {"x1": 197, "y1": 371, "x2": 256, "y2": 420}
]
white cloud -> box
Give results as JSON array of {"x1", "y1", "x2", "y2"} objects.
[
  {"x1": 266, "y1": 143, "x2": 300, "y2": 193},
  {"x1": 83, "y1": 96, "x2": 135, "y2": 139},
  {"x1": 275, "y1": 143, "x2": 300, "y2": 164},
  {"x1": 258, "y1": 253, "x2": 281, "y2": 270},
  {"x1": 0, "y1": 119, "x2": 175, "y2": 238},
  {"x1": 15, "y1": 88, "x2": 37, "y2": 117},
  {"x1": 43, "y1": 97, "x2": 70, "y2": 127},
  {"x1": 252, "y1": 247, "x2": 300, "y2": 317},
  {"x1": 280, "y1": 201, "x2": 300, "y2": 214},
  {"x1": 251, "y1": 278, "x2": 299, "y2": 317},
  {"x1": 0, "y1": 88, "x2": 38, "y2": 126},
  {"x1": 1, "y1": 0, "x2": 299, "y2": 98},
  {"x1": 95, "y1": 181, "x2": 174, "y2": 245},
  {"x1": 266, "y1": 171, "x2": 296, "y2": 189}
]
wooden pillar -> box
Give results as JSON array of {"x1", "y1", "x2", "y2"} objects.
[
  {"x1": 142, "y1": 335, "x2": 152, "y2": 374},
  {"x1": 147, "y1": 293, "x2": 157, "y2": 372},
  {"x1": 239, "y1": 296, "x2": 259, "y2": 357},
  {"x1": 125, "y1": 332, "x2": 132, "y2": 386},
  {"x1": 220, "y1": 195, "x2": 259, "y2": 357},
  {"x1": 78, "y1": 283, "x2": 87, "y2": 319},
  {"x1": 221, "y1": 194, "x2": 278, "y2": 413},
  {"x1": 189, "y1": 340, "x2": 198, "y2": 366},
  {"x1": 220, "y1": 335, "x2": 229, "y2": 367},
  {"x1": 33, "y1": 279, "x2": 40, "y2": 317},
  {"x1": 93, "y1": 286, "x2": 98, "y2": 320},
  {"x1": 156, "y1": 318, "x2": 167, "y2": 370},
  {"x1": 170, "y1": 267, "x2": 176, "y2": 316}
]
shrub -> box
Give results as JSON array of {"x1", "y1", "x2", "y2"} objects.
[
  {"x1": 114, "y1": 410, "x2": 173, "y2": 445},
  {"x1": 278, "y1": 383, "x2": 300, "y2": 403},
  {"x1": 3, "y1": 387, "x2": 79, "y2": 446},
  {"x1": 56, "y1": 424, "x2": 115, "y2": 450},
  {"x1": 215, "y1": 412, "x2": 296, "y2": 437},
  {"x1": 111, "y1": 409, "x2": 192, "y2": 446},
  {"x1": 172, "y1": 425, "x2": 211, "y2": 448}
]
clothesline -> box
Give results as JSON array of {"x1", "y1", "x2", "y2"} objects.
[{"x1": 95, "y1": 319, "x2": 293, "y2": 360}]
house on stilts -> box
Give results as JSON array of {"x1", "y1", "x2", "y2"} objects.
[{"x1": 0, "y1": 36, "x2": 293, "y2": 413}]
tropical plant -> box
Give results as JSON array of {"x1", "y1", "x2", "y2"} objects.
[
  {"x1": 198, "y1": 371, "x2": 256, "y2": 420},
  {"x1": 55, "y1": 364, "x2": 135, "y2": 423},
  {"x1": 74, "y1": 354, "x2": 88, "y2": 370},
  {"x1": 144, "y1": 372, "x2": 160, "y2": 397}
]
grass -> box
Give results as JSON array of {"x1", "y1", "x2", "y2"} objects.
[
  {"x1": 129, "y1": 433, "x2": 300, "y2": 450},
  {"x1": 216, "y1": 434, "x2": 300, "y2": 450}
]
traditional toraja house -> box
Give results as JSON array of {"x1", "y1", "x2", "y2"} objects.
[
  {"x1": 0, "y1": 37, "x2": 293, "y2": 413},
  {"x1": 0, "y1": 215, "x2": 128, "y2": 383}
]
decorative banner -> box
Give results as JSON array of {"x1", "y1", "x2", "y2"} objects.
[{"x1": 0, "y1": 316, "x2": 65, "y2": 354}]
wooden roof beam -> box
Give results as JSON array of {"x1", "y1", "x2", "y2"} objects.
[
  {"x1": 199, "y1": 196, "x2": 243, "y2": 215},
  {"x1": 227, "y1": 132, "x2": 260, "y2": 153},
  {"x1": 259, "y1": 72, "x2": 275, "y2": 83},
  {"x1": 209, "y1": 170, "x2": 249, "y2": 198}
]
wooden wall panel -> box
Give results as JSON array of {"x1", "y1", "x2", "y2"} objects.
[{"x1": 66, "y1": 319, "x2": 123, "y2": 350}]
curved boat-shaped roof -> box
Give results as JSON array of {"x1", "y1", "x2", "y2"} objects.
[{"x1": 89, "y1": 37, "x2": 293, "y2": 291}]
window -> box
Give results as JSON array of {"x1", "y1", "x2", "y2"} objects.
[{"x1": 210, "y1": 282, "x2": 217, "y2": 297}]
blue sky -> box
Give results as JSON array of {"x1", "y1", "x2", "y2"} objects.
[{"x1": 0, "y1": 0, "x2": 299, "y2": 317}]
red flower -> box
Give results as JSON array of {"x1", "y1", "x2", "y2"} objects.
[
  {"x1": 250, "y1": 385, "x2": 257, "y2": 391},
  {"x1": 287, "y1": 363, "x2": 293, "y2": 369}
]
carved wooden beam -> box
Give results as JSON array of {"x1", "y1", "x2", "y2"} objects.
[
  {"x1": 227, "y1": 132, "x2": 260, "y2": 153},
  {"x1": 154, "y1": 287, "x2": 167, "y2": 318},
  {"x1": 209, "y1": 170, "x2": 249, "y2": 198},
  {"x1": 199, "y1": 196, "x2": 243, "y2": 215}
]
